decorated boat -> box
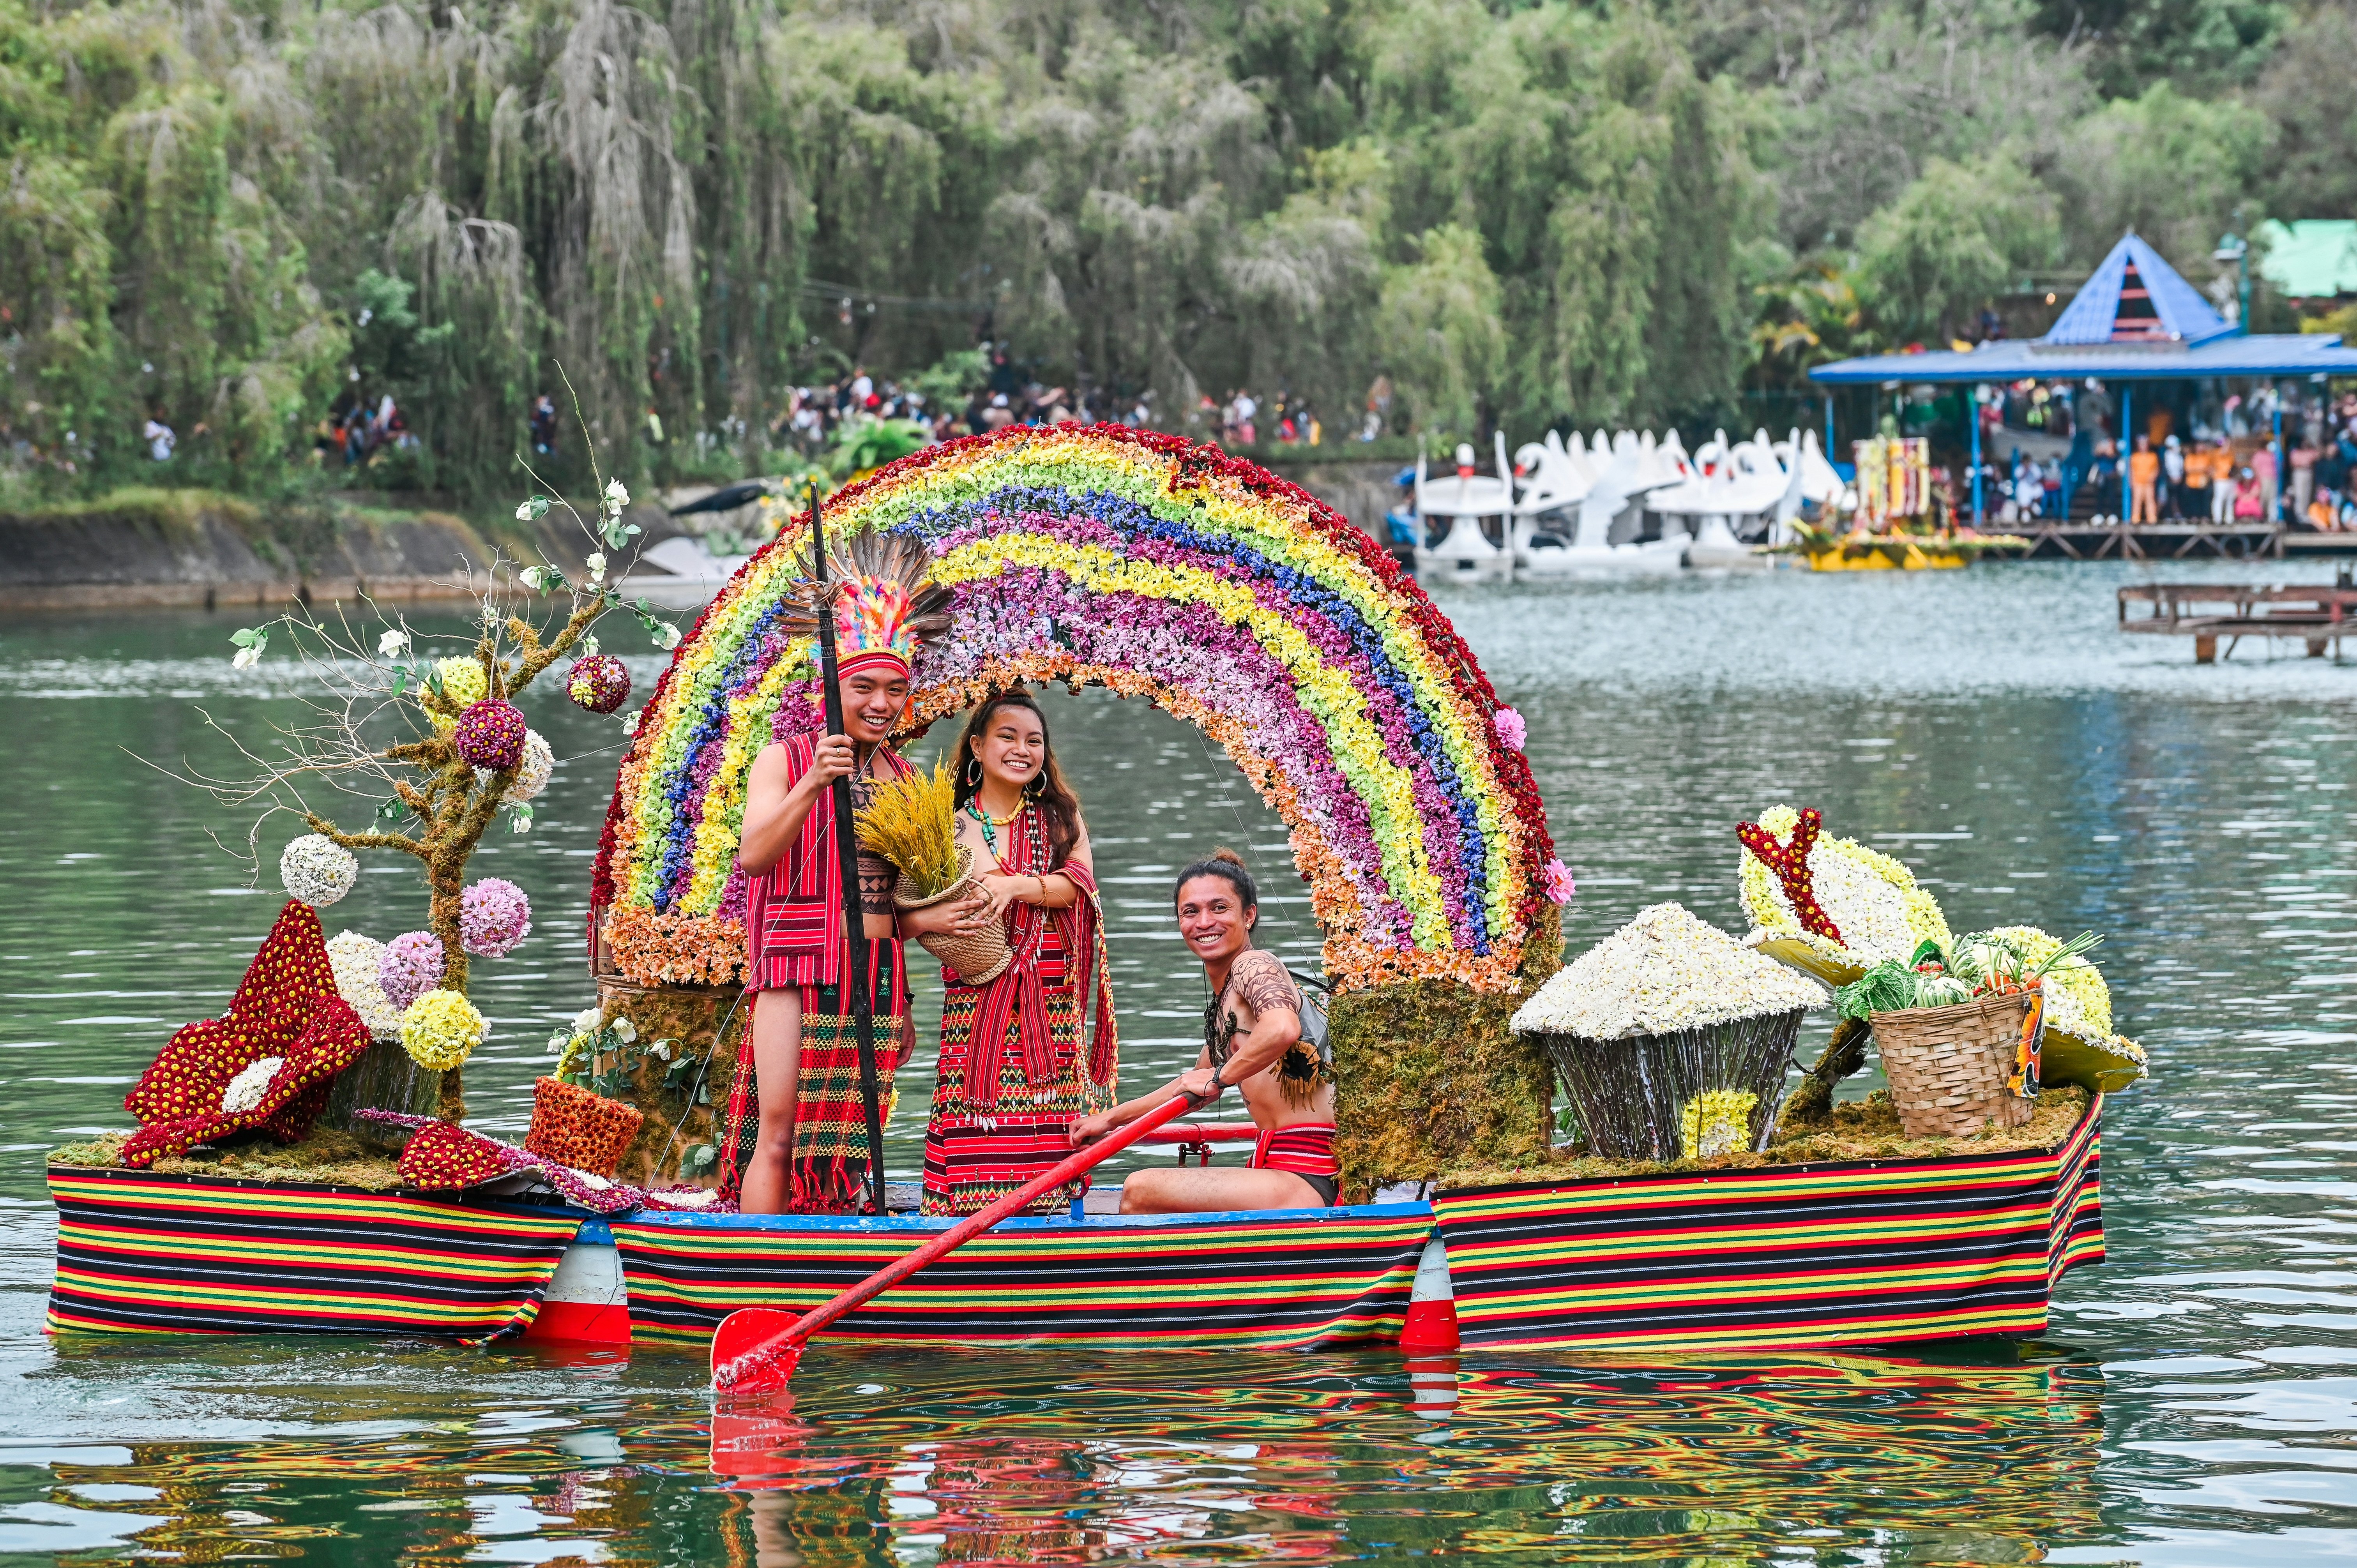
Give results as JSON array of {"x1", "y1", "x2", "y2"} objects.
[{"x1": 43, "y1": 426, "x2": 2140, "y2": 1361}]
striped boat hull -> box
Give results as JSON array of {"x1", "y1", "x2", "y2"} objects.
[
  {"x1": 611, "y1": 1206, "x2": 1434, "y2": 1349},
  {"x1": 1431, "y1": 1093, "x2": 2104, "y2": 1351},
  {"x1": 46, "y1": 1168, "x2": 578, "y2": 1343}
]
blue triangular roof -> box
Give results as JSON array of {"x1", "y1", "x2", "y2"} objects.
[{"x1": 2041, "y1": 234, "x2": 2234, "y2": 346}]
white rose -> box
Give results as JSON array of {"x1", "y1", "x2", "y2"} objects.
[
  {"x1": 572, "y1": 1006, "x2": 604, "y2": 1034},
  {"x1": 611, "y1": 1017, "x2": 637, "y2": 1044},
  {"x1": 378, "y1": 628, "x2": 410, "y2": 659}
]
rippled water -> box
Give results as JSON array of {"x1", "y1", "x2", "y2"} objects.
[{"x1": 5, "y1": 559, "x2": 2357, "y2": 1564}]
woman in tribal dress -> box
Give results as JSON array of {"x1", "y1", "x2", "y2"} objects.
[{"x1": 921, "y1": 689, "x2": 1116, "y2": 1216}]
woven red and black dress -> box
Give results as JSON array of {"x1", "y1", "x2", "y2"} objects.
[{"x1": 920, "y1": 804, "x2": 1117, "y2": 1217}]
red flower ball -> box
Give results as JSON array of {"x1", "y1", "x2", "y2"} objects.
[
  {"x1": 566, "y1": 654, "x2": 632, "y2": 715},
  {"x1": 454, "y1": 699, "x2": 527, "y2": 770}
]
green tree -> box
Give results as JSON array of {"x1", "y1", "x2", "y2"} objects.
[{"x1": 1854, "y1": 152, "x2": 2059, "y2": 343}]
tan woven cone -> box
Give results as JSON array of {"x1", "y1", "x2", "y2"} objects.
[
  {"x1": 896, "y1": 844, "x2": 1013, "y2": 987},
  {"x1": 1871, "y1": 990, "x2": 2036, "y2": 1138}
]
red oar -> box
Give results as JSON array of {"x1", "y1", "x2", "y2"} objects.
[{"x1": 710, "y1": 1086, "x2": 1216, "y2": 1395}]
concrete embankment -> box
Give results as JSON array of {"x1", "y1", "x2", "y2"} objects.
[
  {"x1": 0, "y1": 489, "x2": 581, "y2": 611},
  {"x1": 2, "y1": 460, "x2": 1405, "y2": 612}
]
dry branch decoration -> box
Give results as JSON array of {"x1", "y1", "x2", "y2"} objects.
[{"x1": 150, "y1": 432, "x2": 680, "y2": 1004}]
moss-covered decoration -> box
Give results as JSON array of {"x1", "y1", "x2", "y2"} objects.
[
  {"x1": 49, "y1": 1129, "x2": 404, "y2": 1190},
  {"x1": 1435, "y1": 1085, "x2": 2090, "y2": 1188},
  {"x1": 1332, "y1": 904, "x2": 1562, "y2": 1200},
  {"x1": 590, "y1": 980, "x2": 747, "y2": 1188}
]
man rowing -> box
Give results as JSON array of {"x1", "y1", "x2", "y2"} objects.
[{"x1": 1069, "y1": 848, "x2": 1339, "y2": 1211}]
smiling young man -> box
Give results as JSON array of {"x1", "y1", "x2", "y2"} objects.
[
  {"x1": 1070, "y1": 848, "x2": 1339, "y2": 1213},
  {"x1": 719, "y1": 540, "x2": 966, "y2": 1213}
]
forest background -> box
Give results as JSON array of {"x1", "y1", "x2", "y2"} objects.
[{"x1": 1, "y1": 0, "x2": 2350, "y2": 507}]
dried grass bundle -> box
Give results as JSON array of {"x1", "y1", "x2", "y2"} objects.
[{"x1": 854, "y1": 758, "x2": 961, "y2": 900}]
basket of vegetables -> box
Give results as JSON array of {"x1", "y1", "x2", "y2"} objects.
[
  {"x1": 1836, "y1": 930, "x2": 2099, "y2": 1138},
  {"x1": 1512, "y1": 903, "x2": 1830, "y2": 1160},
  {"x1": 853, "y1": 760, "x2": 1012, "y2": 987}
]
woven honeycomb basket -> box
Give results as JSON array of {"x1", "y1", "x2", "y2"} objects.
[
  {"x1": 525, "y1": 1075, "x2": 646, "y2": 1177},
  {"x1": 897, "y1": 845, "x2": 1012, "y2": 987},
  {"x1": 1871, "y1": 991, "x2": 2036, "y2": 1138}
]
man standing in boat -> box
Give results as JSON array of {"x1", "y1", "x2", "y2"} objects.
[
  {"x1": 721, "y1": 534, "x2": 972, "y2": 1214},
  {"x1": 1069, "y1": 849, "x2": 1339, "y2": 1211}
]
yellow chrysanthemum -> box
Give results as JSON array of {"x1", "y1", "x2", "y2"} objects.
[
  {"x1": 400, "y1": 988, "x2": 488, "y2": 1071},
  {"x1": 1983, "y1": 925, "x2": 2114, "y2": 1039},
  {"x1": 1681, "y1": 1088, "x2": 1759, "y2": 1160},
  {"x1": 1737, "y1": 804, "x2": 1951, "y2": 967}
]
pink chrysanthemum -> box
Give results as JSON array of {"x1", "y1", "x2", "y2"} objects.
[
  {"x1": 379, "y1": 931, "x2": 445, "y2": 1010},
  {"x1": 454, "y1": 699, "x2": 527, "y2": 770},
  {"x1": 1494, "y1": 706, "x2": 1527, "y2": 751},
  {"x1": 460, "y1": 878, "x2": 532, "y2": 957},
  {"x1": 1541, "y1": 858, "x2": 1577, "y2": 906}
]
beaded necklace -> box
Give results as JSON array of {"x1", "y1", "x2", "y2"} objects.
[{"x1": 964, "y1": 798, "x2": 1022, "y2": 857}]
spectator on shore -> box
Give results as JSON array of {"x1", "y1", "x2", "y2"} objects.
[
  {"x1": 2252, "y1": 441, "x2": 2278, "y2": 520},
  {"x1": 531, "y1": 395, "x2": 558, "y2": 457},
  {"x1": 2130, "y1": 435, "x2": 2160, "y2": 524},
  {"x1": 143, "y1": 413, "x2": 175, "y2": 462},
  {"x1": 2232, "y1": 466, "x2": 2265, "y2": 520},
  {"x1": 2161, "y1": 435, "x2": 2186, "y2": 519},
  {"x1": 2291, "y1": 437, "x2": 2318, "y2": 521},
  {"x1": 982, "y1": 394, "x2": 1014, "y2": 432},
  {"x1": 2315, "y1": 438, "x2": 2353, "y2": 530}
]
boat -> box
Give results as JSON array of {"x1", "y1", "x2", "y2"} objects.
[
  {"x1": 45, "y1": 424, "x2": 2129, "y2": 1370},
  {"x1": 1412, "y1": 440, "x2": 1516, "y2": 583},
  {"x1": 48, "y1": 1094, "x2": 2104, "y2": 1354},
  {"x1": 1516, "y1": 431, "x2": 1687, "y2": 575}
]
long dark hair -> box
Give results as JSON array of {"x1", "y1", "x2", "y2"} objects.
[{"x1": 952, "y1": 689, "x2": 1083, "y2": 869}]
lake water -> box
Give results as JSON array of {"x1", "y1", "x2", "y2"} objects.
[{"x1": 4, "y1": 558, "x2": 2356, "y2": 1564}]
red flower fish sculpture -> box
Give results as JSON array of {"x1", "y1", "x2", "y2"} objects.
[{"x1": 120, "y1": 900, "x2": 372, "y2": 1168}]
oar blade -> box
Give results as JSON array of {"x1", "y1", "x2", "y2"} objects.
[{"x1": 712, "y1": 1307, "x2": 806, "y2": 1397}]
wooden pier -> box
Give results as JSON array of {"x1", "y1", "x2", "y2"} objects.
[
  {"x1": 2118, "y1": 580, "x2": 2357, "y2": 663},
  {"x1": 2024, "y1": 523, "x2": 2284, "y2": 560}
]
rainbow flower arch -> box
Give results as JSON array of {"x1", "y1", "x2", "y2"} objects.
[{"x1": 593, "y1": 424, "x2": 1560, "y2": 993}]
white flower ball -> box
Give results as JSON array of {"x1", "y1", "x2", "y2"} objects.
[
  {"x1": 280, "y1": 834, "x2": 359, "y2": 907},
  {"x1": 326, "y1": 930, "x2": 404, "y2": 1041},
  {"x1": 501, "y1": 729, "x2": 554, "y2": 804},
  {"x1": 221, "y1": 1056, "x2": 284, "y2": 1115}
]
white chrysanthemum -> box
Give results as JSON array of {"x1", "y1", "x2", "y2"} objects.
[
  {"x1": 280, "y1": 834, "x2": 359, "y2": 907},
  {"x1": 1513, "y1": 902, "x2": 1829, "y2": 1042},
  {"x1": 326, "y1": 931, "x2": 403, "y2": 1041},
  {"x1": 221, "y1": 1056, "x2": 284, "y2": 1114},
  {"x1": 500, "y1": 729, "x2": 554, "y2": 804}
]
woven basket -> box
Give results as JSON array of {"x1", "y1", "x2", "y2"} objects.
[
  {"x1": 524, "y1": 1075, "x2": 645, "y2": 1177},
  {"x1": 897, "y1": 845, "x2": 1012, "y2": 987},
  {"x1": 1871, "y1": 991, "x2": 2035, "y2": 1137},
  {"x1": 1539, "y1": 1008, "x2": 1806, "y2": 1161}
]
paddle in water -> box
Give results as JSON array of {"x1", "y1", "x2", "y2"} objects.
[{"x1": 710, "y1": 1085, "x2": 1219, "y2": 1395}]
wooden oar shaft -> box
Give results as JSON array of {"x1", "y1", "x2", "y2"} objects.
[{"x1": 726, "y1": 1088, "x2": 1211, "y2": 1372}]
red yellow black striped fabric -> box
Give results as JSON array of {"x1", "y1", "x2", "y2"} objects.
[
  {"x1": 1431, "y1": 1095, "x2": 2105, "y2": 1352},
  {"x1": 46, "y1": 1168, "x2": 580, "y2": 1343},
  {"x1": 610, "y1": 1206, "x2": 1432, "y2": 1349}
]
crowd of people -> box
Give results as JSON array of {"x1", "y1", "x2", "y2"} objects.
[{"x1": 1971, "y1": 381, "x2": 2357, "y2": 530}]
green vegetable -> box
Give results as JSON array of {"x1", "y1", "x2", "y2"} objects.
[{"x1": 1833, "y1": 959, "x2": 1921, "y2": 1021}]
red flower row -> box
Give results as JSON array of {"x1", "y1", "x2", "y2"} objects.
[{"x1": 1736, "y1": 808, "x2": 1846, "y2": 946}]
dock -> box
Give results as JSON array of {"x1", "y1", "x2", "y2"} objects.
[
  {"x1": 2013, "y1": 523, "x2": 2357, "y2": 561},
  {"x1": 2118, "y1": 579, "x2": 2357, "y2": 662}
]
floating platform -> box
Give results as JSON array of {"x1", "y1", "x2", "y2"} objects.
[
  {"x1": 2118, "y1": 581, "x2": 2357, "y2": 662},
  {"x1": 46, "y1": 1097, "x2": 2104, "y2": 1358}
]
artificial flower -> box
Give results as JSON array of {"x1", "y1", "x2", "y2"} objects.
[
  {"x1": 378, "y1": 628, "x2": 410, "y2": 659},
  {"x1": 603, "y1": 479, "x2": 630, "y2": 513}
]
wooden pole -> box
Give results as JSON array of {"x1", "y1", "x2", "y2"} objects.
[{"x1": 808, "y1": 487, "x2": 890, "y2": 1215}]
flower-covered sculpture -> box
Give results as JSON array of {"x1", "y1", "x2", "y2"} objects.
[
  {"x1": 325, "y1": 930, "x2": 403, "y2": 1040},
  {"x1": 421, "y1": 656, "x2": 489, "y2": 731},
  {"x1": 119, "y1": 901, "x2": 372, "y2": 1167},
  {"x1": 358, "y1": 1108, "x2": 724, "y2": 1215},
  {"x1": 502, "y1": 731, "x2": 554, "y2": 804},
  {"x1": 378, "y1": 931, "x2": 445, "y2": 1010},
  {"x1": 400, "y1": 988, "x2": 488, "y2": 1071},
  {"x1": 454, "y1": 699, "x2": 527, "y2": 772},
  {"x1": 597, "y1": 424, "x2": 1560, "y2": 993},
  {"x1": 279, "y1": 835, "x2": 358, "y2": 907},
  {"x1": 566, "y1": 654, "x2": 631, "y2": 715},
  {"x1": 459, "y1": 878, "x2": 532, "y2": 957},
  {"x1": 1736, "y1": 804, "x2": 1952, "y2": 984}
]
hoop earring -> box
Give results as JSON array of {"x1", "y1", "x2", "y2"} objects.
[
  {"x1": 965, "y1": 754, "x2": 981, "y2": 789},
  {"x1": 1025, "y1": 773, "x2": 1045, "y2": 801}
]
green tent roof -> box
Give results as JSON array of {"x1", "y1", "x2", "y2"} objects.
[{"x1": 2256, "y1": 221, "x2": 2357, "y2": 300}]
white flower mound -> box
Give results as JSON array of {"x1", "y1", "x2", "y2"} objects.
[
  {"x1": 1514, "y1": 902, "x2": 1829, "y2": 1042},
  {"x1": 221, "y1": 1056, "x2": 284, "y2": 1114},
  {"x1": 1753, "y1": 846, "x2": 1918, "y2": 964},
  {"x1": 280, "y1": 834, "x2": 359, "y2": 907},
  {"x1": 500, "y1": 730, "x2": 555, "y2": 804},
  {"x1": 326, "y1": 931, "x2": 404, "y2": 1041}
]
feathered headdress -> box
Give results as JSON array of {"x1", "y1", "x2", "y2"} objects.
[{"x1": 780, "y1": 527, "x2": 952, "y2": 683}]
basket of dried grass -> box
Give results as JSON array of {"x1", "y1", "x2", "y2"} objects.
[{"x1": 855, "y1": 760, "x2": 1011, "y2": 987}]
